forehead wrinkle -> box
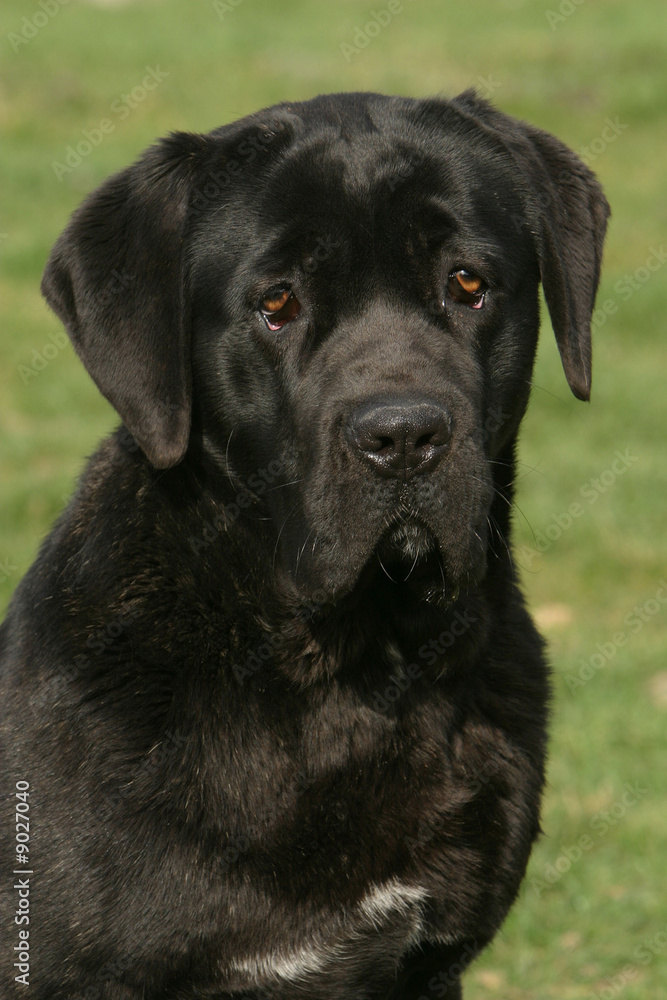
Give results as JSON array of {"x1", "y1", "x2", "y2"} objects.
[
  {"x1": 253, "y1": 125, "x2": 517, "y2": 287},
  {"x1": 272, "y1": 117, "x2": 441, "y2": 197}
]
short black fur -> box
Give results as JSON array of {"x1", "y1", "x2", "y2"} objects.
[{"x1": 0, "y1": 91, "x2": 609, "y2": 999}]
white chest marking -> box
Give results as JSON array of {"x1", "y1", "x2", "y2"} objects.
[{"x1": 229, "y1": 878, "x2": 429, "y2": 986}]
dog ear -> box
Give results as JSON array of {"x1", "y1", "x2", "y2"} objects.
[
  {"x1": 512, "y1": 122, "x2": 611, "y2": 401},
  {"x1": 450, "y1": 92, "x2": 611, "y2": 401},
  {"x1": 41, "y1": 133, "x2": 209, "y2": 468}
]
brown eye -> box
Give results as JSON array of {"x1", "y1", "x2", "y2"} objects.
[
  {"x1": 260, "y1": 287, "x2": 302, "y2": 331},
  {"x1": 447, "y1": 269, "x2": 487, "y2": 309}
]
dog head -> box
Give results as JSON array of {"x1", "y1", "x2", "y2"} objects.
[{"x1": 42, "y1": 92, "x2": 609, "y2": 608}]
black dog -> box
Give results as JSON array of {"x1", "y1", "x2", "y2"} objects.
[{"x1": 0, "y1": 91, "x2": 608, "y2": 999}]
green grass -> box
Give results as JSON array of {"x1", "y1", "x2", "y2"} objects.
[{"x1": 1, "y1": 0, "x2": 666, "y2": 995}]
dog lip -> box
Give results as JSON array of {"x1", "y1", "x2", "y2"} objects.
[
  {"x1": 368, "y1": 519, "x2": 463, "y2": 606},
  {"x1": 373, "y1": 519, "x2": 441, "y2": 585},
  {"x1": 378, "y1": 518, "x2": 439, "y2": 561}
]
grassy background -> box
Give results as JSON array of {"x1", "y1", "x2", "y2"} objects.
[{"x1": 1, "y1": 0, "x2": 666, "y2": 995}]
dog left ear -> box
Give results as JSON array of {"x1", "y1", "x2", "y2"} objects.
[
  {"x1": 42, "y1": 132, "x2": 209, "y2": 468},
  {"x1": 450, "y1": 93, "x2": 611, "y2": 401},
  {"x1": 514, "y1": 122, "x2": 611, "y2": 401}
]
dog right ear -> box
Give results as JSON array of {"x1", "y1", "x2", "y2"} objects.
[
  {"x1": 449, "y1": 91, "x2": 610, "y2": 402},
  {"x1": 41, "y1": 132, "x2": 211, "y2": 469},
  {"x1": 508, "y1": 121, "x2": 610, "y2": 402}
]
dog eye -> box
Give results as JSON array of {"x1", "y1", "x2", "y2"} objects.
[
  {"x1": 260, "y1": 287, "x2": 302, "y2": 331},
  {"x1": 447, "y1": 269, "x2": 487, "y2": 309}
]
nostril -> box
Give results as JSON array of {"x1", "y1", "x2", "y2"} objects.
[
  {"x1": 416, "y1": 431, "x2": 436, "y2": 450},
  {"x1": 416, "y1": 422, "x2": 451, "y2": 450},
  {"x1": 376, "y1": 436, "x2": 395, "y2": 455},
  {"x1": 352, "y1": 431, "x2": 396, "y2": 455},
  {"x1": 346, "y1": 396, "x2": 452, "y2": 479}
]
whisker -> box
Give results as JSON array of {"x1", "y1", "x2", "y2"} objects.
[
  {"x1": 487, "y1": 457, "x2": 550, "y2": 483},
  {"x1": 263, "y1": 478, "x2": 304, "y2": 494},
  {"x1": 404, "y1": 549, "x2": 420, "y2": 581},
  {"x1": 438, "y1": 555, "x2": 447, "y2": 601},
  {"x1": 506, "y1": 496, "x2": 534, "y2": 536},
  {"x1": 272, "y1": 502, "x2": 300, "y2": 573},
  {"x1": 224, "y1": 426, "x2": 241, "y2": 490},
  {"x1": 376, "y1": 552, "x2": 398, "y2": 584},
  {"x1": 295, "y1": 528, "x2": 316, "y2": 575},
  {"x1": 528, "y1": 380, "x2": 572, "y2": 408},
  {"x1": 487, "y1": 513, "x2": 513, "y2": 569}
]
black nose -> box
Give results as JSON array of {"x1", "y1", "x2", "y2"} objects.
[{"x1": 346, "y1": 396, "x2": 452, "y2": 478}]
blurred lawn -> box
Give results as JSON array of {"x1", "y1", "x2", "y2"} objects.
[{"x1": 1, "y1": 0, "x2": 666, "y2": 996}]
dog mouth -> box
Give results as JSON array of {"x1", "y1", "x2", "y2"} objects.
[{"x1": 372, "y1": 519, "x2": 459, "y2": 606}]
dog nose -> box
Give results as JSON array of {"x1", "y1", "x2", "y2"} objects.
[{"x1": 346, "y1": 396, "x2": 452, "y2": 478}]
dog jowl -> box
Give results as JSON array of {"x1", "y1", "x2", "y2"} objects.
[{"x1": 0, "y1": 92, "x2": 608, "y2": 999}]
